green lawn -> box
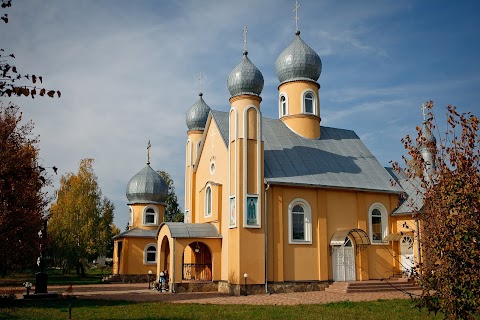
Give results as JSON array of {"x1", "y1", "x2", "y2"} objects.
[
  {"x1": 0, "y1": 267, "x2": 110, "y2": 287},
  {"x1": 0, "y1": 298, "x2": 443, "y2": 320}
]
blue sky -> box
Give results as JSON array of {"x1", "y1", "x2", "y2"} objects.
[{"x1": 2, "y1": 0, "x2": 479, "y2": 230}]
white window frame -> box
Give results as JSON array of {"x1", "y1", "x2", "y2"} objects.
[
  {"x1": 279, "y1": 93, "x2": 288, "y2": 117},
  {"x1": 142, "y1": 205, "x2": 159, "y2": 226},
  {"x1": 204, "y1": 184, "x2": 212, "y2": 217},
  {"x1": 301, "y1": 89, "x2": 317, "y2": 115},
  {"x1": 144, "y1": 243, "x2": 157, "y2": 264},
  {"x1": 368, "y1": 203, "x2": 388, "y2": 244},
  {"x1": 184, "y1": 209, "x2": 190, "y2": 223},
  {"x1": 288, "y1": 198, "x2": 312, "y2": 244},
  {"x1": 128, "y1": 206, "x2": 133, "y2": 227}
]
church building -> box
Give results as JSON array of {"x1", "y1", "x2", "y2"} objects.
[{"x1": 113, "y1": 6, "x2": 434, "y2": 294}]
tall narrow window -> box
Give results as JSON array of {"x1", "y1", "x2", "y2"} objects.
[
  {"x1": 371, "y1": 209, "x2": 382, "y2": 242},
  {"x1": 280, "y1": 95, "x2": 287, "y2": 116},
  {"x1": 205, "y1": 186, "x2": 212, "y2": 217},
  {"x1": 288, "y1": 199, "x2": 312, "y2": 244},
  {"x1": 292, "y1": 205, "x2": 305, "y2": 240},
  {"x1": 369, "y1": 203, "x2": 388, "y2": 244},
  {"x1": 144, "y1": 244, "x2": 157, "y2": 264},
  {"x1": 304, "y1": 92, "x2": 314, "y2": 114}
]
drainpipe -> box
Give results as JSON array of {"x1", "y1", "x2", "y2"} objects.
[{"x1": 264, "y1": 181, "x2": 270, "y2": 294}]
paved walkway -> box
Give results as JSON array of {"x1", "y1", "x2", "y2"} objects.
[{"x1": 12, "y1": 283, "x2": 421, "y2": 305}]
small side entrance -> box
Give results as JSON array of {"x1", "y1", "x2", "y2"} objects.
[
  {"x1": 332, "y1": 237, "x2": 356, "y2": 281},
  {"x1": 400, "y1": 235, "x2": 414, "y2": 276}
]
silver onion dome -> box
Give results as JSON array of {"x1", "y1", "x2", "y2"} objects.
[
  {"x1": 419, "y1": 122, "x2": 436, "y2": 148},
  {"x1": 275, "y1": 31, "x2": 322, "y2": 84},
  {"x1": 186, "y1": 93, "x2": 211, "y2": 131},
  {"x1": 227, "y1": 51, "x2": 264, "y2": 97},
  {"x1": 126, "y1": 165, "x2": 168, "y2": 204}
]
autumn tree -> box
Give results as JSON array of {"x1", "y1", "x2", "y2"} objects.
[
  {"x1": 0, "y1": 103, "x2": 48, "y2": 275},
  {"x1": 49, "y1": 159, "x2": 118, "y2": 275},
  {"x1": 157, "y1": 170, "x2": 183, "y2": 222},
  {"x1": 392, "y1": 102, "x2": 479, "y2": 319}
]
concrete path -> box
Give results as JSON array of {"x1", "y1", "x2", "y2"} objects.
[{"x1": 14, "y1": 283, "x2": 422, "y2": 305}]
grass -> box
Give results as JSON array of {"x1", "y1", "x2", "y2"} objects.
[
  {"x1": 0, "y1": 267, "x2": 110, "y2": 287},
  {"x1": 0, "y1": 298, "x2": 443, "y2": 320}
]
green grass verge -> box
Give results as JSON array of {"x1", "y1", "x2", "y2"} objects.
[
  {"x1": 0, "y1": 268, "x2": 110, "y2": 287},
  {"x1": 0, "y1": 298, "x2": 443, "y2": 320}
]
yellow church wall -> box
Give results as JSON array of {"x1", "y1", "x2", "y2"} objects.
[
  {"x1": 267, "y1": 184, "x2": 401, "y2": 282},
  {"x1": 278, "y1": 80, "x2": 320, "y2": 139},
  {"x1": 115, "y1": 237, "x2": 157, "y2": 275},
  {"x1": 130, "y1": 203, "x2": 164, "y2": 230},
  {"x1": 246, "y1": 140, "x2": 258, "y2": 194}
]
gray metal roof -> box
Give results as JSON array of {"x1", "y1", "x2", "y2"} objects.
[
  {"x1": 385, "y1": 167, "x2": 424, "y2": 215},
  {"x1": 227, "y1": 51, "x2": 264, "y2": 97},
  {"x1": 158, "y1": 222, "x2": 221, "y2": 238},
  {"x1": 186, "y1": 93, "x2": 211, "y2": 131},
  {"x1": 126, "y1": 164, "x2": 168, "y2": 204},
  {"x1": 275, "y1": 32, "x2": 322, "y2": 85},
  {"x1": 212, "y1": 111, "x2": 401, "y2": 194},
  {"x1": 113, "y1": 228, "x2": 156, "y2": 240}
]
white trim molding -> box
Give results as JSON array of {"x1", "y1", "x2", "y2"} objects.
[
  {"x1": 142, "y1": 205, "x2": 159, "y2": 226},
  {"x1": 288, "y1": 198, "x2": 312, "y2": 244},
  {"x1": 144, "y1": 243, "x2": 157, "y2": 265},
  {"x1": 368, "y1": 202, "x2": 389, "y2": 244},
  {"x1": 279, "y1": 92, "x2": 288, "y2": 117}
]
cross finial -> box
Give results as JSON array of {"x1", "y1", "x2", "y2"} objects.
[
  {"x1": 197, "y1": 72, "x2": 204, "y2": 93},
  {"x1": 243, "y1": 25, "x2": 248, "y2": 52},
  {"x1": 147, "y1": 140, "x2": 151, "y2": 165},
  {"x1": 421, "y1": 103, "x2": 427, "y2": 122},
  {"x1": 294, "y1": 0, "x2": 300, "y2": 33}
]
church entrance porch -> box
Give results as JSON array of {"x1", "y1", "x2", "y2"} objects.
[
  {"x1": 400, "y1": 235, "x2": 414, "y2": 276},
  {"x1": 330, "y1": 228, "x2": 371, "y2": 282},
  {"x1": 332, "y1": 237, "x2": 356, "y2": 281},
  {"x1": 182, "y1": 242, "x2": 212, "y2": 281}
]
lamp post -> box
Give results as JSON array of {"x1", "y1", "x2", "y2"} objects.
[
  {"x1": 243, "y1": 273, "x2": 248, "y2": 296},
  {"x1": 148, "y1": 270, "x2": 152, "y2": 289},
  {"x1": 35, "y1": 219, "x2": 48, "y2": 294}
]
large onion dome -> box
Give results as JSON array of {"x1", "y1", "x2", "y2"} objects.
[
  {"x1": 186, "y1": 92, "x2": 211, "y2": 131},
  {"x1": 227, "y1": 51, "x2": 264, "y2": 97},
  {"x1": 275, "y1": 31, "x2": 322, "y2": 84},
  {"x1": 126, "y1": 164, "x2": 168, "y2": 204}
]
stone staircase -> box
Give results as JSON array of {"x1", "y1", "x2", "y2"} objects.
[
  {"x1": 102, "y1": 274, "x2": 123, "y2": 283},
  {"x1": 325, "y1": 277, "x2": 421, "y2": 293}
]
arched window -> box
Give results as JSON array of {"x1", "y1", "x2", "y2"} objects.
[
  {"x1": 143, "y1": 206, "x2": 158, "y2": 226},
  {"x1": 288, "y1": 199, "x2": 312, "y2": 244},
  {"x1": 279, "y1": 94, "x2": 288, "y2": 117},
  {"x1": 144, "y1": 244, "x2": 157, "y2": 264},
  {"x1": 368, "y1": 203, "x2": 388, "y2": 244},
  {"x1": 304, "y1": 92, "x2": 314, "y2": 114},
  {"x1": 205, "y1": 186, "x2": 212, "y2": 217},
  {"x1": 129, "y1": 206, "x2": 133, "y2": 227}
]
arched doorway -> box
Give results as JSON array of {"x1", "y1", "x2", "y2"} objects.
[
  {"x1": 182, "y1": 242, "x2": 212, "y2": 281},
  {"x1": 400, "y1": 235, "x2": 414, "y2": 276},
  {"x1": 332, "y1": 237, "x2": 356, "y2": 281},
  {"x1": 159, "y1": 236, "x2": 170, "y2": 275}
]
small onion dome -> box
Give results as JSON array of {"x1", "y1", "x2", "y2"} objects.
[
  {"x1": 186, "y1": 92, "x2": 211, "y2": 131},
  {"x1": 227, "y1": 51, "x2": 264, "y2": 97},
  {"x1": 275, "y1": 31, "x2": 322, "y2": 85},
  {"x1": 419, "y1": 122, "x2": 436, "y2": 149},
  {"x1": 126, "y1": 165, "x2": 168, "y2": 204}
]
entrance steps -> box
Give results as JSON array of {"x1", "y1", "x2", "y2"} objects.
[
  {"x1": 102, "y1": 274, "x2": 122, "y2": 283},
  {"x1": 325, "y1": 278, "x2": 421, "y2": 293}
]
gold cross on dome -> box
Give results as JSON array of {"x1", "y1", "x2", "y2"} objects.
[
  {"x1": 421, "y1": 103, "x2": 427, "y2": 121},
  {"x1": 243, "y1": 25, "x2": 248, "y2": 52},
  {"x1": 294, "y1": 0, "x2": 300, "y2": 32},
  {"x1": 147, "y1": 140, "x2": 151, "y2": 165}
]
